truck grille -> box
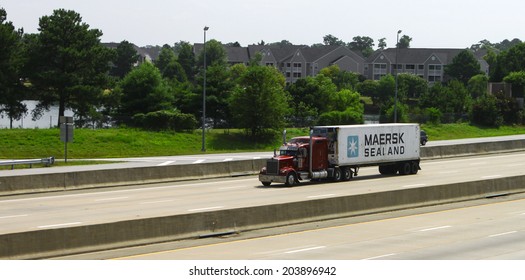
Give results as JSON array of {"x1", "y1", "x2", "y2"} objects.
[{"x1": 266, "y1": 159, "x2": 279, "y2": 175}]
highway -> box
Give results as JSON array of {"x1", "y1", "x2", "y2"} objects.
[
  {"x1": 117, "y1": 195, "x2": 525, "y2": 260},
  {"x1": 1, "y1": 135, "x2": 524, "y2": 175},
  {"x1": 2, "y1": 151, "x2": 525, "y2": 237}
]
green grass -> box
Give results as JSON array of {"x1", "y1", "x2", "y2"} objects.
[
  {"x1": 0, "y1": 127, "x2": 308, "y2": 159},
  {"x1": 420, "y1": 123, "x2": 525, "y2": 141},
  {"x1": 1, "y1": 124, "x2": 524, "y2": 161}
]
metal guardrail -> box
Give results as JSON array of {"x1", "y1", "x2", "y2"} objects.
[{"x1": 0, "y1": 157, "x2": 55, "y2": 170}]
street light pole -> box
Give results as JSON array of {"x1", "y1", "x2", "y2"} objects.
[
  {"x1": 201, "y1": 26, "x2": 209, "y2": 152},
  {"x1": 394, "y1": 30, "x2": 402, "y2": 123}
]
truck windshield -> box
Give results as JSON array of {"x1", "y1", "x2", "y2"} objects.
[{"x1": 280, "y1": 150, "x2": 297, "y2": 156}]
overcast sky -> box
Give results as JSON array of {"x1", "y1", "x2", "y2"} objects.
[{"x1": 2, "y1": 0, "x2": 524, "y2": 48}]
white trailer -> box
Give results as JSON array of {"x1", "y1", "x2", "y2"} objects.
[
  {"x1": 313, "y1": 123, "x2": 420, "y2": 165},
  {"x1": 259, "y1": 123, "x2": 421, "y2": 186}
]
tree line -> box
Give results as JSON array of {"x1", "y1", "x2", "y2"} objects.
[{"x1": 1, "y1": 8, "x2": 525, "y2": 136}]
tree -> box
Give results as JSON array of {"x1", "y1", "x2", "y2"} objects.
[
  {"x1": 319, "y1": 65, "x2": 361, "y2": 90},
  {"x1": 397, "y1": 35, "x2": 412, "y2": 48},
  {"x1": 470, "y1": 94, "x2": 502, "y2": 127},
  {"x1": 323, "y1": 34, "x2": 344, "y2": 46},
  {"x1": 348, "y1": 36, "x2": 375, "y2": 57},
  {"x1": 155, "y1": 44, "x2": 176, "y2": 74},
  {"x1": 110, "y1": 40, "x2": 139, "y2": 79},
  {"x1": 197, "y1": 39, "x2": 227, "y2": 70},
  {"x1": 495, "y1": 43, "x2": 525, "y2": 81},
  {"x1": 229, "y1": 65, "x2": 290, "y2": 137},
  {"x1": 378, "y1": 38, "x2": 387, "y2": 50},
  {"x1": 376, "y1": 74, "x2": 395, "y2": 109},
  {"x1": 444, "y1": 50, "x2": 482, "y2": 84},
  {"x1": 24, "y1": 9, "x2": 114, "y2": 126},
  {"x1": 268, "y1": 40, "x2": 293, "y2": 47},
  {"x1": 397, "y1": 73, "x2": 428, "y2": 99},
  {"x1": 503, "y1": 71, "x2": 525, "y2": 98},
  {"x1": 419, "y1": 81, "x2": 470, "y2": 123},
  {"x1": 467, "y1": 74, "x2": 488, "y2": 98},
  {"x1": 0, "y1": 8, "x2": 27, "y2": 128},
  {"x1": 196, "y1": 63, "x2": 234, "y2": 127},
  {"x1": 176, "y1": 41, "x2": 195, "y2": 82},
  {"x1": 116, "y1": 62, "x2": 173, "y2": 121}
]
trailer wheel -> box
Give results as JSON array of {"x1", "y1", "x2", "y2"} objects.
[
  {"x1": 410, "y1": 161, "x2": 419, "y2": 175},
  {"x1": 379, "y1": 165, "x2": 396, "y2": 175},
  {"x1": 399, "y1": 162, "x2": 411, "y2": 175},
  {"x1": 285, "y1": 172, "x2": 297, "y2": 186},
  {"x1": 262, "y1": 182, "x2": 271, "y2": 186},
  {"x1": 342, "y1": 167, "x2": 352, "y2": 181}
]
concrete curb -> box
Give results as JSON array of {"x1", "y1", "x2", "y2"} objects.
[
  {"x1": 1, "y1": 138, "x2": 525, "y2": 196},
  {"x1": 2, "y1": 175, "x2": 525, "y2": 259}
]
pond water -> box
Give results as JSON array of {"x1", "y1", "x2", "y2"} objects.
[{"x1": 0, "y1": 100, "x2": 74, "y2": 129}]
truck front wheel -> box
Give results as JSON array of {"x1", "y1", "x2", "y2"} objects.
[
  {"x1": 285, "y1": 172, "x2": 297, "y2": 186},
  {"x1": 262, "y1": 182, "x2": 271, "y2": 186},
  {"x1": 342, "y1": 167, "x2": 352, "y2": 181}
]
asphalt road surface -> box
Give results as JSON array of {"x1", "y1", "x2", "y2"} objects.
[
  {"x1": 2, "y1": 151, "x2": 525, "y2": 237},
  {"x1": 115, "y1": 195, "x2": 525, "y2": 260}
]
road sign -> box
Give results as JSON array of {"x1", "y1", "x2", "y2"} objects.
[{"x1": 59, "y1": 116, "x2": 74, "y2": 163}]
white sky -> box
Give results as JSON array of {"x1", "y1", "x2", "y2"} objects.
[{"x1": 2, "y1": 0, "x2": 524, "y2": 48}]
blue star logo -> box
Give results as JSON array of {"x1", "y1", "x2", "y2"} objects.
[{"x1": 347, "y1": 136, "x2": 359, "y2": 158}]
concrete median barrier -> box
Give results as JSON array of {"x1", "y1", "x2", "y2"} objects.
[
  {"x1": 2, "y1": 137, "x2": 525, "y2": 196},
  {"x1": 2, "y1": 174, "x2": 525, "y2": 259},
  {"x1": 421, "y1": 138, "x2": 525, "y2": 159},
  {"x1": 0, "y1": 159, "x2": 268, "y2": 196}
]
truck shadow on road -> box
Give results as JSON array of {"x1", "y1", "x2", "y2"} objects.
[{"x1": 255, "y1": 174, "x2": 393, "y2": 189}]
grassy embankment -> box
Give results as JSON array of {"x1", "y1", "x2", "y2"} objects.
[{"x1": 1, "y1": 124, "x2": 525, "y2": 168}]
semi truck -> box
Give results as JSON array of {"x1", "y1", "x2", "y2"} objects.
[{"x1": 259, "y1": 123, "x2": 421, "y2": 186}]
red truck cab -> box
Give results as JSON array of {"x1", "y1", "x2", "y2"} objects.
[{"x1": 259, "y1": 136, "x2": 329, "y2": 186}]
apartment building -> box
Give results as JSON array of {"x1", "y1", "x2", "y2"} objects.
[
  {"x1": 195, "y1": 44, "x2": 366, "y2": 83},
  {"x1": 194, "y1": 44, "x2": 488, "y2": 84},
  {"x1": 365, "y1": 48, "x2": 489, "y2": 82}
]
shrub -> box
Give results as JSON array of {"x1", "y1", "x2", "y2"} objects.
[
  {"x1": 469, "y1": 95, "x2": 503, "y2": 127},
  {"x1": 317, "y1": 109, "x2": 363, "y2": 125},
  {"x1": 425, "y1": 107, "x2": 442, "y2": 124},
  {"x1": 132, "y1": 110, "x2": 197, "y2": 131}
]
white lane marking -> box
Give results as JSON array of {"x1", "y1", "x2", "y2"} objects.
[
  {"x1": 223, "y1": 158, "x2": 233, "y2": 162},
  {"x1": 0, "y1": 214, "x2": 28, "y2": 219},
  {"x1": 253, "y1": 157, "x2": 261, "y2": 159},
  {"x1": 187, "y1": 206, "x2": 224, "y2": 212},
  {"x1": 193, "y1": 159, "x2": 206, "y2": 164},
  {"x1": 363, "y1": 253, "x2": 397, "y2": 260},
  {"x1": 37, "y1": 222, "x2": 82, "y2": 229},
  {"x1": 157, "y1": 161, "x2": 175, "y2": 166},
  {"x1": 419, "y1": 225, "x2": 452, "y2": 232},
  {"x1": 94, "y1": 196, "x2": 129, "y2": 202},
  {"x1": 438, "y1": 170, "x2": 459, "y2": 174},
  {"x1": 401, "y1": 184, "x2": 426, "y2": 189},
  {"x1": 307, "y1": 194, "x2": 336, "y2": 199},
  {"x1": 489, "y1": 231, "x2": 518, "y2": 238},
  {"x1": 284, "y1": 246, "x2": 326, "y2": 254},
  {"x1": 507, "y1": 163, "x2": 525, "y2": 167},
  {"x1": 219, "y1": 185, "x2": 251, "y2": 190},
  {"x1": 139, "y1": 200, "x2": 174, "y2": 205},
  {"x1": 481, "y1": 175, "x2": 503, "y2": 179}
]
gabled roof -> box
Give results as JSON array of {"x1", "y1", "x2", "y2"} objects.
[
  {"x1": 300, "y1": 45, "x2": 341, "y2": 61},
  {"x1": 367, "y1": 48, "x2": 473, "y2": 65},
  {"x1": 226, "y1": 46, "x2": 250, "y2": 62}
]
